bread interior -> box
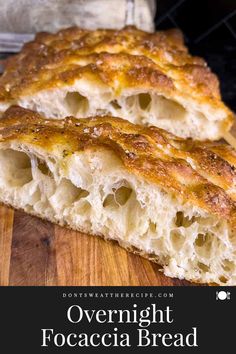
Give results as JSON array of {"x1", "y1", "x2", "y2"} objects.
[
  {"x1": 14, "y1": 82, "x2": 224, "y2": 140},
  {"x1": 0, "y1": 144, "x2": 235, "y2": 284}
]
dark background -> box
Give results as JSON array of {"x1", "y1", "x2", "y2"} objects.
[
  {"x1": 0, "y1": 286, "x2": 235, "y2": 352},
  {"x1": 155, "y1": 0, "x2": 236, "y2": 112}
]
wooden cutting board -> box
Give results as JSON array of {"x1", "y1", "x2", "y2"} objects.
[{"x1": 0, "y1": 205, "x2": 196, "y2": 286}]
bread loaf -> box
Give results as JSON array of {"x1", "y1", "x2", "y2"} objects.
[
  {"x1": 0, "y1": 26, "x2": 233, "y2": 140},
  {"x1": 0, "y1": 106, "x2": 235, "y2": 285}
]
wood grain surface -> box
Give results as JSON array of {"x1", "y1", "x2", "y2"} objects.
[{"x1": 0, "y1": 206, "x2": 195, "y2": 286}]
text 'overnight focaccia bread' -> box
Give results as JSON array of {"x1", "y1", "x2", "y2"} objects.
[
  {"x1": 0, "y1": 26, "x2": 233, "y2": 140},
  {"x1": 0, "y1": 106, "x2": 236, "y2": 285}
]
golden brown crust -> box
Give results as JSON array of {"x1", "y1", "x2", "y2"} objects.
[
  {"x1": 1, "y1": 105, "x2": 236, "y2": 226},
  {"x1": 0, "y1": 26, "x2": 233, "y2": 129}
]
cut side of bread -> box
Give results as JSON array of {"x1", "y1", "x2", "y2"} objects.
[
  {"x1": 0, "y1": 26, "x2": 234, "y2": 140},
  {"x1": 0, "y1": 106, "x2": 236, "y2": 285}
]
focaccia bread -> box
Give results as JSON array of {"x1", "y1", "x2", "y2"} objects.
[
  {"x1": 0, "y1": 106, "x2": 236, "y2": 285},
  {"x1": 0, "y1": 26, "x2": 233, "y2": 140}
]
